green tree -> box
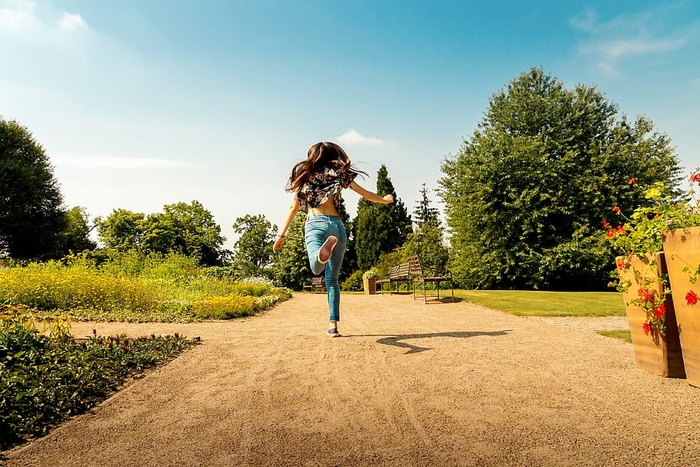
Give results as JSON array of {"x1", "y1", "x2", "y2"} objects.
[
  {"x1": 439, "y1": 67, "x2": 681, "y2": 290},
  {"x1": 406, "y1": 186, "x2": 448, "y2": 273},
  {"x1": 0, "y1": 118, "x2": 66, "y2": 259},
  {"x1": 412, "y1": 183, "x2": 440, "y2": 228},
  {"x1": 97, "y1": 201, "x2": 225, "y2": 266},
  {"x1": 60, "y1": 206, "x2": 97, "y2": 253},
  {"x1": 143, "y1": 201, "x2": 225, "y2": 266},
  {"x1": 97, "y1": 209, "x2": 146, "y2": 252},
  {"x1": 231, "y1": 214, "x2": 277, "y2": 278},
  {"x1": 354, "y1": 165, "x2": 412, "y2": 270},
  {"x1": 272, "y1": 212, "x2": 310, "y2": 289}
]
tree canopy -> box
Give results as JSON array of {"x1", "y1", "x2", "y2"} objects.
[
  {"x1": 97, "y1": 201, "x2": 225, "y2": 266},
  {"x1": 0, "y1": 118, "x2": 66, "y2": 260},
  {"x1": 60, "y1": 206, "x2": 98, "y2": 254},
  {"x1": 439, "y1": 67, "x2": 681, "y2": 290},
  {"x1": 231, "y1": 214, "x2": 277, "y2": 278}
]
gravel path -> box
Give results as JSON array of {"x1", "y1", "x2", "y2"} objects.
[{"x1": 4, "y1": 293, "x2": 700, "y2": 466}]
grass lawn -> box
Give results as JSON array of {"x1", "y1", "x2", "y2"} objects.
[
  {"x1": 596, "y1": 330, "x2": 632, "y2": 343},
  {"x1": 454, "y1": 290, "x2": 626, "y2": 317}
]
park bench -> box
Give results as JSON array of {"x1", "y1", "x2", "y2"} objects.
[
  {"x1": 303, "y1": 276, "x2": 326, "y2": 293},
  {"x1": 407, "y1": 255, "x2": 454, "y2": 303},
  {"x1": 377, "y1": 262, "x2": 412, "y2": 294}
]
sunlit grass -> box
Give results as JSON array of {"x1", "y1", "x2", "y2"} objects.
[
  {"x1": 597, "y1": 330, "x2": 632, "y2": 343},
  {"x1": 454, "y1": 290, "x2": 626, "y2": 317}
]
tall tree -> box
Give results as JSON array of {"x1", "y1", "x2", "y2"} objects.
[
  {"x1": 354, "y1": 165, "x2": 412, "y2": 270},
  {"x1": 406, "y1": 185, "x2": 448, "y2": 273},
  {"x1": 231, "y1": 214, "x2": 277, "y2": 278},
  {"x1": 0, "y1": 118, "x2": 66, "y2": 260},
  {"x1": 439, "y1": 67, "x2": 682, "y2": 290},
  {"x1": 412, "y1": 183, "x2": 440, "y2": 228}
]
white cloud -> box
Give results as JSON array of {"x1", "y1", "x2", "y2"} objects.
[
  {"x1": 0, "y1": 0, "x2": 40, "y2": 32},
  {"x1": 53, "y1": 155, "x2": 197, "y2": 170},
  {"x1": 336, "y1": 128, "x2": 387, "y2": 147},
  {"x1": 571, "y1": 6, "x2": 692, "y2": 76},
  {"x1": 58, "y1": 12, "x2": 88, "y2": 32},
  {"x1": 0, "y1": 0, "x2": 88, "y2": 35}
]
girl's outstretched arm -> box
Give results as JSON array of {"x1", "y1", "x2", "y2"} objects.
[
  {"x1": 349, "y1": 181, "x2": 394, "y2": 204},
  {"x1": 273, "y1": 196, "x2": 300, "y2": 252}
]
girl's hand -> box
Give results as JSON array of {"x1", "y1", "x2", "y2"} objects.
[
  {"x1": 383, "y1": 194, "x2": 394, "y2": 204},
  {"x1": 273, "y1": 236, "x2": 285, "y2": 252}
]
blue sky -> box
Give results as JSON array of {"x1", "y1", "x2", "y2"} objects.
[{"x1": 2, "y1": 0, "x2": 699, "y2": 249}]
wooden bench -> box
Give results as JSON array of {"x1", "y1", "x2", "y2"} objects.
[
  {"x1": 303, "y1": 276, "x2": 326, "y2": 293},
  {"x1": 407, "y1": 255, "x2": 454, "y2": 303},
  {"x1": 377, "y1": 262, "x2": 412, "y2": 294}
]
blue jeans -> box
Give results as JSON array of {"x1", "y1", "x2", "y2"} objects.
[{"x1": 305, "y1": 215, "x2": 347, "y2": 322}]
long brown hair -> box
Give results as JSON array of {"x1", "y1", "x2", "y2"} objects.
[{"x1": 286, "y1": 142, "x2": 366, "y2": 192}]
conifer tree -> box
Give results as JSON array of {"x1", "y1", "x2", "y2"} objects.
[{"x1": 354, "y1": 165, "x2": 411, "y2": 270}]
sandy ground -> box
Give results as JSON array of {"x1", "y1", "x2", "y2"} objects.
[{"x1": 4, "y1": 293, "x2": 700, "y2": 467}]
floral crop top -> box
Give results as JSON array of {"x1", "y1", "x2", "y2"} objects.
[{"x1": 297, "y1": 166, "x2": 358, "y2": 213}]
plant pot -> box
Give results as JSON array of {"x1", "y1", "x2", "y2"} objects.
[
  {"x1": 363, "y1": 277, "x2": 376, "y2": 295},
  {"x1": 617, "y1": 253, "x2": 685, "y2": 378},
  {"x1": 662, "y1": 226, "x2": 700, "y2": 387}
]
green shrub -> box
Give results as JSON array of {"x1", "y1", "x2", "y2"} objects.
[
  {"x1": 0, "y1": 306, "x2": 198, "y2": 450},
  {"x1": 342, "y1": 270, "x2": 363, "y2": 291}
]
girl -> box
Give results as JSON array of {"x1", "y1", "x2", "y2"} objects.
[{"x1": 273, "y1": 142, "x2": 394, "y2": 337}]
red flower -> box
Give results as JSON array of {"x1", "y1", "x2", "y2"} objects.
[
  {"x1": 612, "y1": 206, "x2": 621, "y2": 214},
  {"x1": 617, "y1": 225, "x2": 626, "y2": 234},
  {"x1": 690, "y1": 172, "x2": 700, "y2": 183},
  {"x1": 606, "y1": 229, "x2": 616, "y2": 238},
  {"x1": 643, "y1": 322, "x2": 651, "y2": 336},
  {"x1": 638, "y1": 288, "x2": 655, "y2": 303},
  {"x1": 654, "y1": 304, "x2": 666, "y2": 319},
  {"x1": 628, "y1": 177, "x2": 637, "y2": 185},
  {"x1": 687, "y1": 290, "x2": 698, "y2": 306},
  {"x1": 602, "y1": 219, "x2": 610, "y2": 228}
]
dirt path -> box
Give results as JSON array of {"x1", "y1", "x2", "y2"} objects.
[{"x1": 4, "y1": 293, "x2": 700, "y2": 466}]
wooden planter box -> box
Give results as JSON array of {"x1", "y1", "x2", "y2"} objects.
[
  {"x1": 663, "y1": 227, "x2": 700, "y2": 387},
  {"x1": 617, "y1": 253, "x2": 685, "y2": 378},
  {"x1": 363, "y1": 278, "x2": 376, "y2": 295}
]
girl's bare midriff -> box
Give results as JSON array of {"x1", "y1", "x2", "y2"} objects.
[{"x1": 307, "y1": 197, "x2": 340, "y2": 217}]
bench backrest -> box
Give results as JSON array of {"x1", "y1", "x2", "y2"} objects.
[
  {"x1": 407, "y1": 255, "x2": 423, "y2": 277},
  {"x1": 389, "y1": 263, "x2": 411, "y2": 279}
]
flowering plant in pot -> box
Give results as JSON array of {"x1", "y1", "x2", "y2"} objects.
[
  {"x1": 657, "y1": 170, "x2": 700, "y2": 385},
  {"x1": 604, "y1": 174, "x2": 700, "y2": 377},
  {"x1": 362, "y1": 268, "x2": 378, "y2": 295},
  {"x1": 608, "y1": 173, "x2": 700, "y2": 326},
  {"x1": 362, "y1": 268, "x2": 379, "y2": 280},
  {"x1": 606, "y1": 183, "x2": 673, "y2": 338}
]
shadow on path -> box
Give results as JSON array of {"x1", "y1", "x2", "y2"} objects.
[{"x1": 348, "y1": 330, "x2": 512, "y2": 354}]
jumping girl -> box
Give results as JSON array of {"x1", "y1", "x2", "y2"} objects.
[{"x1": 273, "y1": 142, "x2": 394, "y2": 337}]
